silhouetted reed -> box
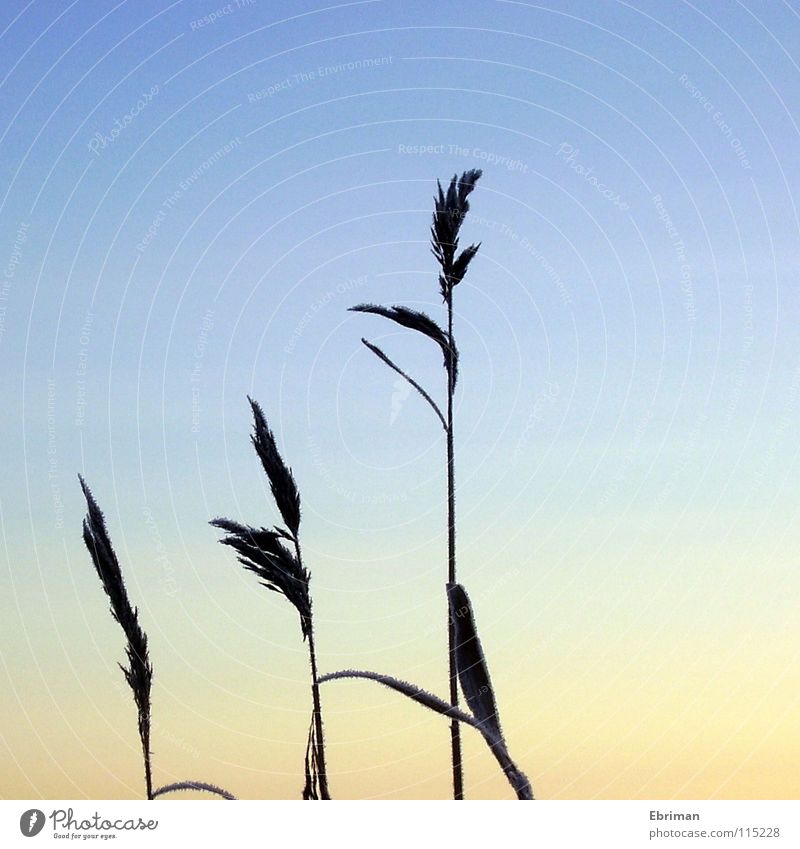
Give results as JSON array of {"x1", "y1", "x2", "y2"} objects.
[
  {"x1": 211, "y1": 397, "x2": 330, "y2": 800},
  {"x1": 80, "y1": 476, "x2": 154, "y2": 799},
  {"x1": 348, "y1": 171, "x2": 505, "y2": 799},
  {"x1": 320, "y1": 581, "x2": 532, "y2": 799},
  {"x1": 76, "y1": 170, "x2": 532, "y2": 802},
  {"x1": 79, "y1": 476, "x2": 235, "y2": 800}
]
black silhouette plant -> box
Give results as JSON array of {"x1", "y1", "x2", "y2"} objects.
[
  {"x1": 76, "y1": 170, "x2": 531, "y2": 802},
  {"x1": 211, "y1": 397, "x2": 330, "y2": 800},
  {"x1": 320, "y1": 582, "x2": 532, "y2": 799},
  {"x1": 345, "y1": 170, "x2": 521, "y2": 799},
  {"x1": 79, "y1": 476, "x2": 235, "y2": 800}
]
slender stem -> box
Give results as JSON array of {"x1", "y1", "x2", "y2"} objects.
[
  {"x1": 446, "y1": 291, "x2": 464, "y2": 800},
  {"x1": 318, "y1": 670, "x2": 534, "y2": 799},
  {"x1": 446, "y1": 295, "x2": 456, "y2": 586},
  {"x1": 142, "y1": 724, "x2": 153, "y2": 800},
  {"x1": 307, "y1": 626, "x2": 331, "y2": 800},
  {"x1": 294, "y1": 538, "x2": 331, "y2": 800}
]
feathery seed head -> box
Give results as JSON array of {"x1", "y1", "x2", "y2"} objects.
[
  {"x1": 210, "y1": 517, "x2": 312, "y2": 639},
  {"x1": 248, "y1": 396, "x2": 301, "y2": 538},
  {"x1": 431, "y1": 170, "x2": 482, "y2": 299},
  {"x1": 79, "y1": 475, "x2": 152, "y2": 788}
]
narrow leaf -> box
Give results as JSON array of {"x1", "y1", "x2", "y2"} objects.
[
  {"x1": 361, "y1": 338, "x2": 447, "y2": 430},
  {"x1": 447, "y1": 583, "x2": 501, "y2": 739},
  {"x1": 447, "y1": 583, "x2": 534, "y2": 800},
  {"x1": 302, "y1": 719, "x2": 320, "y2": 800}
]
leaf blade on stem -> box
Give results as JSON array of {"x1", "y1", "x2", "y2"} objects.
[{"x1": 360, "y1": 338, "x2": 447, "y2": 430}]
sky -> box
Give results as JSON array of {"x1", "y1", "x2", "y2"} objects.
[{"x1": 1, "y1": 0, "x2": 799, "y2": 800}]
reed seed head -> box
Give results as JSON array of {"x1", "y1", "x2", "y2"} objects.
[
  {"x1": 431, "y1": 169, "x2": 482, "y2": 300},
  {"x1": 210, "y1": 518, "x2": 312, "y2": 639},
  {"x1": 248, "y1": 396, "x2": 301, "y2": 539},
  {"x1": 79, "y1": 475, "x2": 153, "y2": 793}
]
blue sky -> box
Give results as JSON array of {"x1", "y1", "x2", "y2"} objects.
[{"x1": 2, "y1": 0, "x2": 799, "y2": 799}]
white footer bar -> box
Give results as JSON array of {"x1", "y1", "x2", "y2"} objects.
[{"x1": 3, "y1": 799, "x2": 797, "y2": 848}]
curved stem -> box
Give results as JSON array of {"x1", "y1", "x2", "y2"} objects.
[
  {"x1": 318, "y1": 669, "x2": 479, "y2": 727},
  {"x1": 151, "y1": 781, "x2": 236, "y2": 800},
  {"x1": 319, "y1": 669, "x2": 532, "y2": 800}
]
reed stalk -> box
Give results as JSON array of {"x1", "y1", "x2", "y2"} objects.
[
  {"x1": 79, "y1": 476, "x2": 236, "y2": 800},
  {"x1": 211, "y1": 397, "x2": 331, "y2": 799},
  {"x1": 79, "y1": 476, "x2": 154, "y2": 799},
  {"x1": 350, "y1": 170, "x2": 482, "y2": 797}
]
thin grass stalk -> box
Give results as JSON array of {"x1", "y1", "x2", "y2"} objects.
[
  {"x1": 79, "y1": 476, "x2": 154, "y2": 800},
  {"x1": 318, "y1": 669, "x2": 532, "y2": 799},
  {"x1": 81, "y1": 477, "x2": 237, "y2": 802},
  {"x1": 445, "y1": 292, "x2": 463, "y2": 800},
  {"x1": 434, "y1": 170, "x2": 481, "y2": 799},
  {"x1": 211, "y1": 398, "x2": 331, "y2": 799},
  {"x1": 349, "y1": 170, "x2": 481, "y2": 799},
  {"x1": 142, "y1": 712, "x2": 153, "y2": 799},
  {"x1": 294, "y1": 537, "x2": 330, "y2": 800}
]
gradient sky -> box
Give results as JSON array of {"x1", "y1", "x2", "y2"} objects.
[{"x1": 1, "y1": 0, "x2": 799, "y2": 800}]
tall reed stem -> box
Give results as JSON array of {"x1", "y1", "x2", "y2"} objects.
[
  {"x1": 296, "y1": 539, "x2": 330, "y2": 800},
  {"x1": 351, "y1": 170, "x2": 480, "y2": 798},
  {"x1": 446, "y1": 292, "x2": 463, "y2": 800},
  {"x1": 308, "y1": 628, "x2": 330, "y2": 800},
  {"x1": 142, "y1": 725, "x2": 153, "y2": 799}
]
